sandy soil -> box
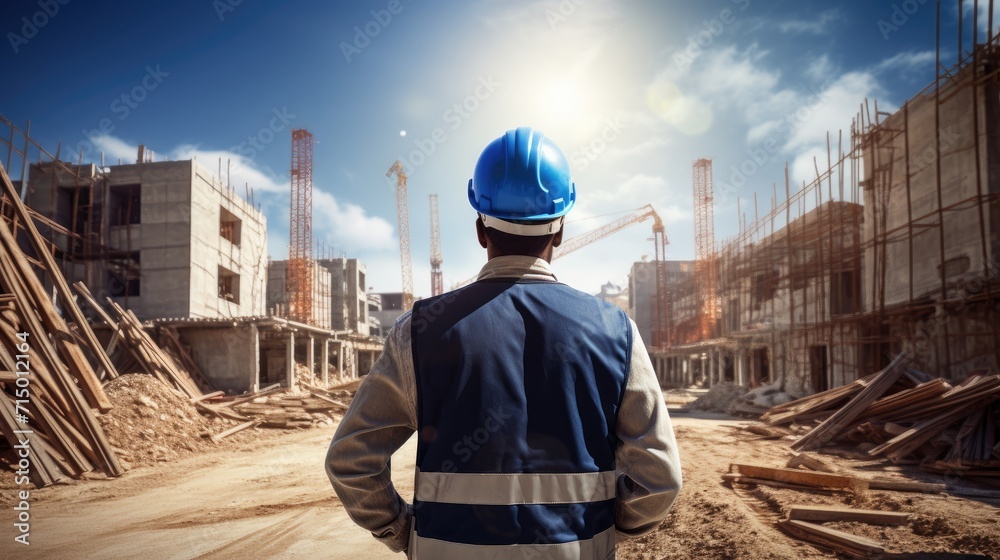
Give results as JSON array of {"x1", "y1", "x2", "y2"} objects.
[{"x1": 2, "y1": 408, "x2": 998, "y2": 559}]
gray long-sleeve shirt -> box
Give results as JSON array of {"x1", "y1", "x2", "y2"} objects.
[{"x1": 326, "y1": 255, "x2": 683, "y2": 554}]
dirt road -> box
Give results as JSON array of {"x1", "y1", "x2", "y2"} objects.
[
  {"x1": 4, "y1": 413, "x2": 999, "y2": 559},
  {"x1": 4, "y1": 426, "x2": 410, "y2": 559}
]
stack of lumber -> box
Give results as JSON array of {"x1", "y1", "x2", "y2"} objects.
[
  {"x1": 232, "y1": 391, "x2": 348, "y2": 429},
  {"x1": 0, "y1": 163, "x2": 123, "y2": 486},
  {"x1": 73, "y1": 282, "x2": 206, "y2": 400},
  {"x1": 192, "y1": 383, "x2": 352, "y2": 431},
  {"x1": 761, "y1": 351, "x2": 1000, "y2": 474}
]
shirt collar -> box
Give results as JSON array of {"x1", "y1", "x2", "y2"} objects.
[{"x1": 475, "y1": 255, "x2": 558, "y2": 282}]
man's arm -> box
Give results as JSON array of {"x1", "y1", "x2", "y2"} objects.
[
  {"x1": 325, "y1": 314, "x2": 417, "y2": 553},
  {"x1": 614, "y1": 319, "x2": 683, "y2": 537}
]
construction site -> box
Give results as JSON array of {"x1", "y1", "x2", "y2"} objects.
[{"x1": 1, "y1": 3, "x2": 1000, "y2": 559}]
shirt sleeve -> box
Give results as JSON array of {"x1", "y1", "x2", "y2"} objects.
[
  {"x1": 325, "y1": 313, "x2": 417, "y2": 553},
  {"x1": 614, "y1": 318, "x2": 683, "y2": 537}
]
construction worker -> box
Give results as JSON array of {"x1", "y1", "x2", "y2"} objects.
[{"x1": 326, "y1": 127, "x2": 682, "y2": 559}]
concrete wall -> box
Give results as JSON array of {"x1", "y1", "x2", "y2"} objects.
[
  {"x1": 320, "y1": 258, "x2": 369, "y2": 334},
  {"x1": 182, "y1": 324, "x2": 259, "y2": 394},
  {"x1": 188, "y1": 162, "x2": 267, "y2": 318},
  {"x1": 862, "y1": 68, "x2": 994, "y2": 309}
]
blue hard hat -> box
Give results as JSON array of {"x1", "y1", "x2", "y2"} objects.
[{"x1": 468, "y1": 127, "x2": 576, "y2": 221}]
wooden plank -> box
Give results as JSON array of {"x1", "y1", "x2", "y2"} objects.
[
  {"x1": 210, "y1": 420, "x2": 260, "y2": 442},
  {"x1": 217, "y1": 384, "x2": 283, "y2": 408},
  {"x1": 867, "y1": 478, "x2": 947, "y2": 494},
  {"x1": 786, "y1": 452, "x2": 839, "y2": 473},
  {"x1": 0, "y1": 164, "x2": 120, "y2": 383},
  {"x1": 0, "y1": 394, "x2": 57, "y2": 487},
  {"x1": 786, "y1": 505, "x2": 909, "y2": 526},
  {"x1": 730, "y1": 464, "x2": 868, "y2": 492},
  {"x1": 721, "y1": 473, "x2": 840, "y2": 493},
  {"x1": 190, "y1": 390, "x2": 224, "y2": 404},
  {"x1": 777, "y1": 519, "x2": 884, "y2": 557},
  {"x1": 792, "y1": 353, "x2": 908, "y2": 451}
]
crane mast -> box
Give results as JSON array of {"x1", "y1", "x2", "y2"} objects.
[
  {"x1": 386, "y1": 161, "x2": 414, "y2": 311},
  {"x1": 429, "y1": 194, "x2": 443, "y2": 296}
]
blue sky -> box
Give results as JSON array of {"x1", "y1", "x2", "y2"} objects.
[{"x1": 3, "y1": 0, "x2": 995, "y2": 297}]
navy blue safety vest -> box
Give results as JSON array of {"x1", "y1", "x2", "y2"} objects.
[{"x1": 410, "y1": 279, "x2": 631, "y2": 559}]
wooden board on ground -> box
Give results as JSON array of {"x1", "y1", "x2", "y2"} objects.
[
  {"x1": 729, "y1": 464, "x2": 868, "y2": 492},
  {"x1": 786, "y1": 505, "x2": 909, "y2": 526},
  {"x1": 777, "y1": 519, "x2": 884, "y2": 557}
]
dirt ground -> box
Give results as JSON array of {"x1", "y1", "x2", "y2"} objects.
[{"x1": 2, "y1": 396, "x2": 999, "y2": 559}]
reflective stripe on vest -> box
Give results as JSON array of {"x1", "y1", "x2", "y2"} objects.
[
  {"x1": 415, "y1": 469, "x2": 617, "y2": 504},
  {"x1": 410, "y1": 526, "x2": 616, "y2": 560}
]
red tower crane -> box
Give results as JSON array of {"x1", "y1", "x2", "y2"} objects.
[{"x1": 289, "y1": 129, "x2": 314, "y2": 324}]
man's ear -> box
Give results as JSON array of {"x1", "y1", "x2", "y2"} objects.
[
  {"x1": 552, "y1": 226, "x2": 564, "y2": 248},
  {"x1": 476, "y1": 217, "x2": 488, "y2": 248}
]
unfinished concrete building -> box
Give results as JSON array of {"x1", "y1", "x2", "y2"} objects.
[
  {"x1": 267, "y1": 260, "x2": 333, "y2": 330},
  {"x1": 650, "y1": 37, "x2": 1000, "y2": 395},
  {"x1": 320, "y1": 257, "x2": 370, "y2": 336},
  {"x1": 629, "y1": 260, "x2": 694, "y2": 348},
  {"x1": 26, "y1": 158, "x2": 267, "y2": 320}
]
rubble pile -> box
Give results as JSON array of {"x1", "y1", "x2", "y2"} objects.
[
  {"x1": 98, "y1": 374, "x2": 215, "y2": 467},
  {"x1": 691, "y1": 382, "x2": 749, "y2": 413}
]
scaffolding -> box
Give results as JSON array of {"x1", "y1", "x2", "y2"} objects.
[{"x1": 653, "y1": 8, "x2": 1000, "y2": 393}]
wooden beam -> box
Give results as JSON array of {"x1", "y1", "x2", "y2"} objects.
[
  {"x1": 777, "y1": 519, "x2": 884, "y2": 556},
  {"x1": 729, "y1": 464, "x2": 868, "y2": 492},
  {"x1": 786, "y1": 505, "x2": 909, "y2": 526},
  {"x1": 210, "y1": 419, "x2": 260, "y2": 442}
]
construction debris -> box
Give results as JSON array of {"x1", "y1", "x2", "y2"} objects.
[
  {"x1": 0, "y1": 162, "x2": 124, "y2": 486},
  {"x1": 758, "y1": 352, "x2": 1000, "y2": 482},
  {"x1": 690, "y1": 382, "x2": 748, "y2": 413}
]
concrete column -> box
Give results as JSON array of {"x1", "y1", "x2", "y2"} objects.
[
  {"x1": 735, "y1": 351, "x2": 745, "y2": 386},
  {"x1": 250, "y1": 325, "x2": 261, "y2": 392},
  {"x1": 337, "y1": 341, "x2": 344, "y2": 381},
  {"x1": 351, "y1": 348, "x2": 358, "y2": 378},
  {"x1": 714, "y1": 351, "x2": 722, "y2": 385},
  {"x1": 321, "y1": 339, "x2": 330, "y2": 386},
  {"x1": 307, "y1": 335, "x2": 315, "y2": 382},
  {"x1": 701, "y1": 354, "x2": 709, "y2": 387},
  {"x1": 286, "y1": 331, "x2": 296, "y2": 392}
]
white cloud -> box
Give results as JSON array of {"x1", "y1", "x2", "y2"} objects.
[
  {"x1": 91, "y1": 134, "x2": 137, "y2": 165},
  {"x1": 962, "y1": 0, "x2": 1000, "y2": 35},
  {"x1": 313, "y1": 190, "x2": 396, "y2": 251},
  {"x1": 777, "y1": 9, "x2": 842, "y2": 35},
  {"x1": 873, "y1": 50, "x2": 936, "y2": 74}
]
